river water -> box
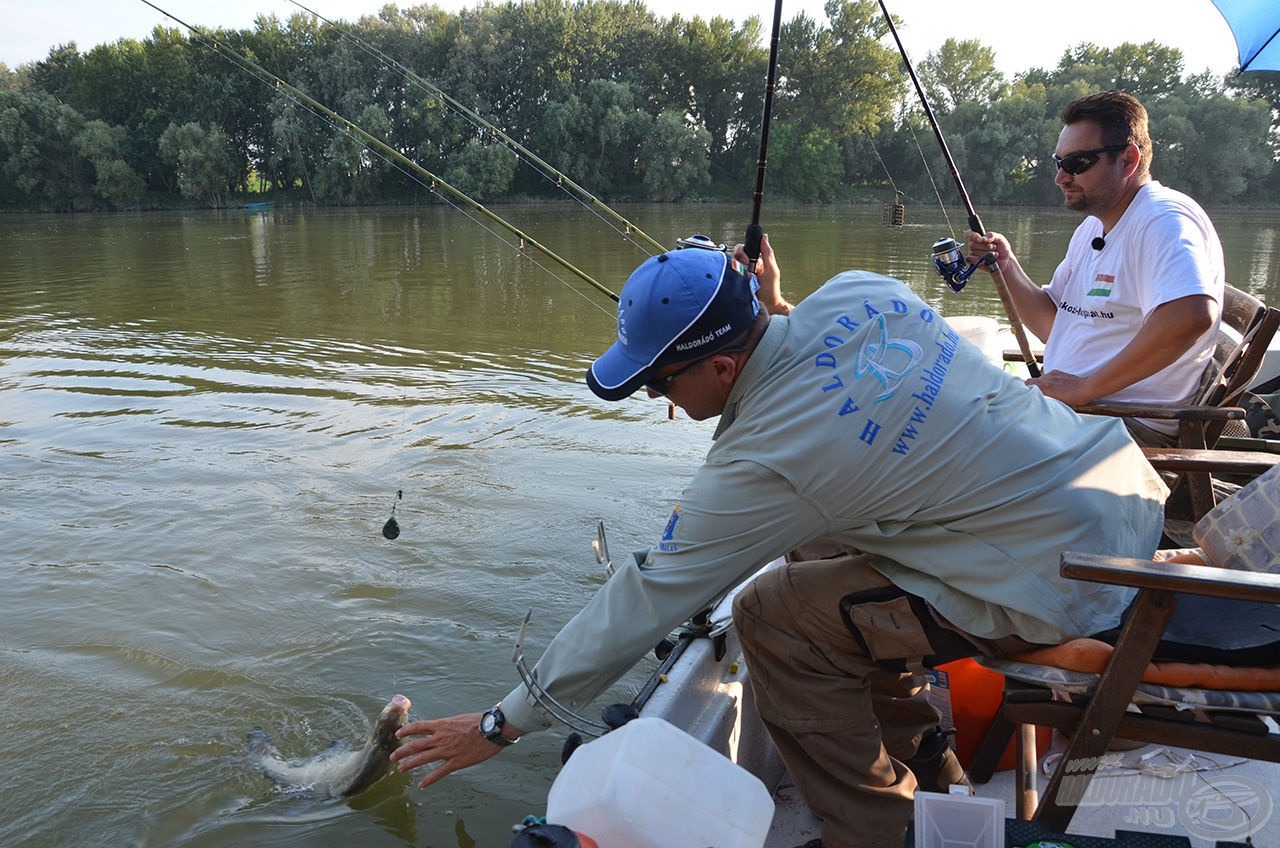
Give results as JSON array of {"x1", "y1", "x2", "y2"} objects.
[{"x1": 2, "y1": 202, "x2": 1278, "y2": 847}]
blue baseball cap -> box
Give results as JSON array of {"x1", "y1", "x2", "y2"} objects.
[{"x1": 587, "y1": 249, "x2": 760, "y2": 401}]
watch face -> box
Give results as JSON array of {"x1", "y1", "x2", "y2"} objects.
[{"x1": 480, "y1": 712, "x2": 497, "y2": 734}]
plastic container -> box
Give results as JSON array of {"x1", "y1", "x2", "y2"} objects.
[
  {"x1": 927, "y1": 658, "x2": 1050, "y2": 771},
  {"x1": 545, "y1": 717, "x2": 775, "y2": 848},
  {"x1": 947, "y1": 315, "x2": 1001, "y2": 362},
  {"x1": 914, "y1": 791, "x2": 1005, "y2": 848}
]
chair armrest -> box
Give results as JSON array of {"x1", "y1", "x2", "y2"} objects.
[
  {"x1": 1141, "y1": 447, "x2": 1280, "y2": 474},
  {"x1": 1216, "y1": 436, "x2": 1280, "y2": 455},
  {"x1": 1060, "y1": 551, "x2": 1280, "y2": 603},
  {"x1": 1073, "y1": 401, "x2": 1245, "y2": 422}
]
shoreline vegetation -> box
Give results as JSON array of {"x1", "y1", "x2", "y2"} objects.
[{"x1": 2, "y1": 0, "x2": 1278, "y2": 214}]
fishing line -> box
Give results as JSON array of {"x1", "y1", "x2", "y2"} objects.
[
  {"x1": 905, "y1": 116, "x2": 958, "y2": 237},
  {"x1": 877, "y1": 0, "x2": 1041, "y2": 376},
  {"x1": 299, "y1": 108, "x2": 618, "y2": 320},
  {"x1": 284, "y1": 0, "x2": 667, "y2": 256},
  {"x1": 138, "y1": 0, "x2": 621, "y2": 308}
]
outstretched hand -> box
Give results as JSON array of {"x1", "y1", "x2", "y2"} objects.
[{"x1": 390, "y1": 711, "x2": 518, "y2": 789}]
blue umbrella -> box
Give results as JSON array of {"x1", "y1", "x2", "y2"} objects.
[{"x1": 1211, "y1": 0, "x2": 1280, "y2": 72}]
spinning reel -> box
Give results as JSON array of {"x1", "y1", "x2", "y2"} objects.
[
  {"x1": 930, "y1": 236, "x2": 994, "y2": 293},
  {"x1": 675, "y1": 233, "x2": 730, "y2": 252}
]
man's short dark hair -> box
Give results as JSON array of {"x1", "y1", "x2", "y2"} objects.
[{"x1": 1062, "y1": 90, "x2": 1152, "y2": 177}]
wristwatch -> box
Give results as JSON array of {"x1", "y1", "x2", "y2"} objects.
[{"x1": 479, "y1": 704, "x2": 516, "y2": 747}]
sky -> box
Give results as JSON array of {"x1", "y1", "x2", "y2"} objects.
[{"x1": 2, "y1": 0, "x2": 1245, "y2": 80}]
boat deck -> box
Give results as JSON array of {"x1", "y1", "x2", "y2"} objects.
[
  {"x1": 764, "y1": 734, "x2": 1278, "y2": 847},
  {"x1": 632, "y1": 598, "x2": 1277, "y2": 848}
]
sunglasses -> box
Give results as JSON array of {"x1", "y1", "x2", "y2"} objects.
[
  {"x1": 645, "y1": 345, "x2": 748, "y2": 396},
  {"x1": 1051, "y1": 144, "x2": 1128, "y2": 176}
]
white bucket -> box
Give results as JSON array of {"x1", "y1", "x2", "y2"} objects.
[{"x1": 545, "y1": 717, "x2": 775, "y2": 848}]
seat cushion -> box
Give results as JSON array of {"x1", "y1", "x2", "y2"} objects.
[
  {"x1": 981, "y1": 655, "x2": 1280, "y2": 716},
  {"x1": 1001, "y1": 638, "x2": 1280, "y2": 691}
]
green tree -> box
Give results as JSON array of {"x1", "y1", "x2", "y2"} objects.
[
  {"x1": 0, "y1": 89, "x2": 92, "y2": 209},
  {"x1": 781, "y1": 0, "x2": 905, "y2": 193},
  {"x1": 1148, "y1": 90, "x2": 1274, "y2": 203},
  {"x1": 3, "y1": 0, "x2": 1274, "y2": 209},
  {"x1": 657, "y1": 13, "x2": 763, "y2": 188},
  {"x1": 533, "y1": 79, "x2": 653, "y2": 198},
  {"x1": 73, "y1": 119, "x2": 144, "y2": 208},
  {"x1": 943, "y1": 80, "x2": 1055, "y2": 205},
  {"x1": 640, "y1": 110, "x2": 712, "y2": 201},
  {"x1": 25, "y1": 43, "x2": 81, "y2": 103},
  {"x1": 1047, "y1": 42, "x2": 1186, "y2": 101},
  {"x1": 769, "y1": 123, "x2": 843, "y2": 200},
  {"x1": 1228, "y1": 69, "x2": 1280, "y2": 173},
  {"x1": 158, "y1": 121, "x2": 238, "y2": 207},
  {"x1": 921, "y1": 39, "x2": 1005, "y2": 115},
  {"x1": 312, "y1": 105, "x2": 395, "y2": 204},
  {"x1": 442, "y1": 139, "x2": 518, "y2": 200},
  {"x1": 269, "y1": 90, "x2": 322, "y2": 201}
]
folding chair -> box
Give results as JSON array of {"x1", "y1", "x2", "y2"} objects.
[
  {"x1": 1081, "y1": 285, "x2": 1280, "y2": 520},
  {"x1": 968, "y1": 552, "x2": 1280, "y2": 833},
  {"x1": 1007, "y1": 285, "x2": 1280, "y2": 521}
]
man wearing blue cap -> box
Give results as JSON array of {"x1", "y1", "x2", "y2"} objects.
[{"x1": 393, "y1": 239, "x2": 1170, "y2": 847}]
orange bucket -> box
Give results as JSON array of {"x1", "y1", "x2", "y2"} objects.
[{"x1": 929, "y1": 658, "x2": 1050, "y2": 771}]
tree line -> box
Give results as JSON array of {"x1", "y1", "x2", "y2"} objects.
[{"x1": 1, "y1": 0, "x2": 1277, "y2": 212}]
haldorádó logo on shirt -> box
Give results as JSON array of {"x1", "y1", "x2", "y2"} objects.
[
  {"x1": 809, "y1": 297, "x2": 957, "y2": 456},
  {"x1": 856, "y1": 313, "x2": 924, "y2": 402}
]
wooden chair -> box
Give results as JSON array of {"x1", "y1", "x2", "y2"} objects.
[
  {"x1": 969, "y1": 552, "x2": 1280, "y2": 833},
  {"x1": 1082, "y1": 285, "x2": 1280, "y2": 519},
  {"x1": 1009, "y1": 284, "x2": 1280, "y2": 520}
]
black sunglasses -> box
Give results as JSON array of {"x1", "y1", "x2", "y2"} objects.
[
  {"x1": 645, "y1": 345, "x2": 748, "y2": 396},
  {"x1": 1051, "y1": 144, "x2": 1128, "y2": 176}
]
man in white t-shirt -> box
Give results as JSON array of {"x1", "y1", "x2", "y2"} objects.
[{"x1": 966, "y1": 90, "x2": 1224, "y2": 446}]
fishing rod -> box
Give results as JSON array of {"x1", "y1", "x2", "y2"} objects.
[
  {"x1": 875, "y1": 0, "x2": 1041, "y2": 377},
  {"x1": 744, "y1": 0, "x2": 784, "y2": 266},
  {"x1": 138, "y1": 0, "x2": 620, "y2": 305},
  {"x1": 284, "y1": 0, "x2": 667, "y2": 256}
]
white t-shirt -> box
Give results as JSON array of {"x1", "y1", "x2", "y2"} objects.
[{"x1": 1043, "y1": 181, "x2": 1224, "y2": 432}]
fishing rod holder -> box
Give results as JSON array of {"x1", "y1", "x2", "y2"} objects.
[
  {"x1": 505, "y1": 521, "x2": 626, "y2": 737},
  {"x1": 930, "y1": 237, "x2": 994, "y2": 294},
  {"x1": 512, "y1": 607, "x2": 611, "y2": 737},
  {"x1": 510, "y1": 520, "x2": 736, "y2": 737}
]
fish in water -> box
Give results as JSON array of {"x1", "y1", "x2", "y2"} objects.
[{"x1": 247, "y1": 694, "x2": 411, "y2": 798}]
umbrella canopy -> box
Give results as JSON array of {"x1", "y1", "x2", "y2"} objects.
[{"x1": 1212, "y1": 0, "x2": 1280, "y2": 72}]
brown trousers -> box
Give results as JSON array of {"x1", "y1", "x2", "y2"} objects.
[{"x1": 732, "y1": 548, "x2": 1037, "y2": 848}]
